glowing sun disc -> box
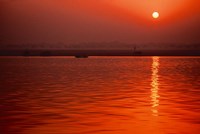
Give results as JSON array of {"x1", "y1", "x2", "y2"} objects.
[{"x1": 152, "y1": 12, "x2": 159, "y2": 19}]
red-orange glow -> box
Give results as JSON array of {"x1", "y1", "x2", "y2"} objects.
[
  {"x1": 59, "y1": 0, "x2": 200, "y2": 26},
  {"x1": 1, "y1": 0, "x2": 200, "y2": 44}
]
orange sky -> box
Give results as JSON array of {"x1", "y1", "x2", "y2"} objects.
[{"x1": 0, "y1": 0, "x2": 200, "y2": 44}]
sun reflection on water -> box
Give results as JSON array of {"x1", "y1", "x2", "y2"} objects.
[{"x1": 151, "y1": 56, "x2": 160, "y2": 116}]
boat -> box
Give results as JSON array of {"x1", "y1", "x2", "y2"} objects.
[{"x1": 75, "y1": 55, "x2": 89, "y2": 58}]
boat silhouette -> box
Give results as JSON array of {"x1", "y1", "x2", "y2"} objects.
[{"x1": 75, "y1": 55, "x2": 89, "y2": 58}]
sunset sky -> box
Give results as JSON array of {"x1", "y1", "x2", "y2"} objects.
[{"x1": 0, "y1": 0, "x2": 200, "y2": 45}]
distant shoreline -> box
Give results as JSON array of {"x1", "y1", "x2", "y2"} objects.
[{"x1": 0, "y1": 50, "x2": 199, "y2": 56}]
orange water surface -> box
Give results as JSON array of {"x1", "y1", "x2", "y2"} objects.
[{"x1": 0, "y1": 57, "x2": 200, "y2": 134}]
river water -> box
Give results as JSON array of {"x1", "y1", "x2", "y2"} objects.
[{"x1": 0, "y1": 57, "x2": 200, "y2": 134}]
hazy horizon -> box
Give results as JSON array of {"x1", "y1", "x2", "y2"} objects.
[{"x1": 1, "y1": 0, "x2": 200, "y2": 46}]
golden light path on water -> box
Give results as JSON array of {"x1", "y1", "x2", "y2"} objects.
[{"x1": 151, "y1": 57, "x2": 160, "y2": 116}]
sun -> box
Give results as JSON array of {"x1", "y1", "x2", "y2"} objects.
[{"x1": 152, "y1": 12, "x2": 159, "y2": 19}]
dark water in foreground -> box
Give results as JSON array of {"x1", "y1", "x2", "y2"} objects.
[{"x1": 0, "y1": 57, "x2": 200, "y2": 134}]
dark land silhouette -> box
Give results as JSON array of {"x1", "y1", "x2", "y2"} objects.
[
  {"x1": 0, "y1": 49, "x2": 199, "y2": 56},
  {"x1": 0, "y1": 43, "x2": 199, "y2": 56}
]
